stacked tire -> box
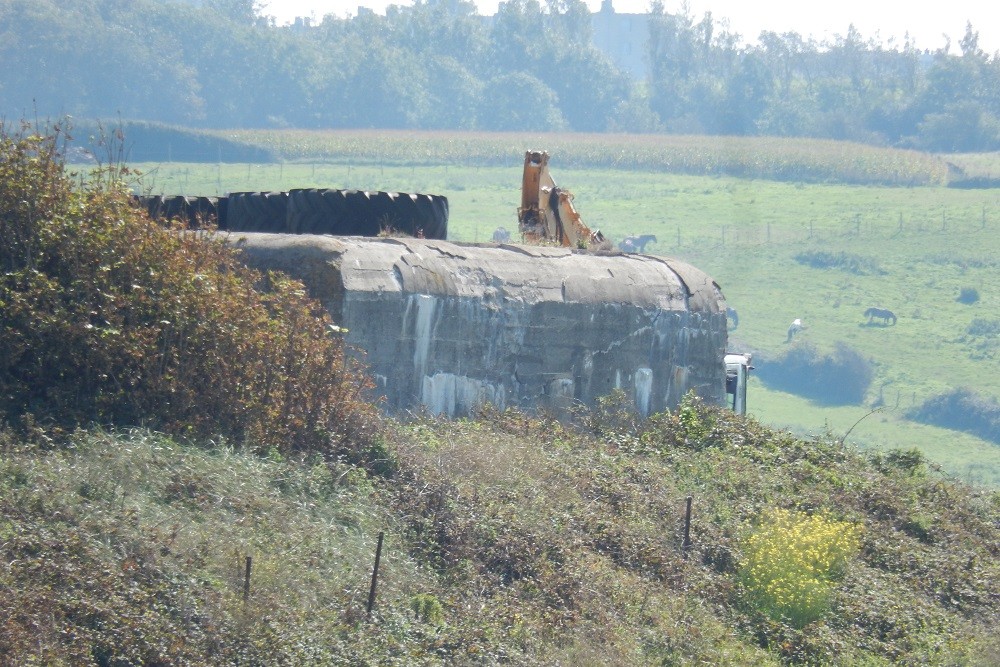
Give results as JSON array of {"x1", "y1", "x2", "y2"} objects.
[
  {"x1": 224, "y1": 191, "x2": 288, "y2": 233},
  {"x1": 133, "y1": 195, "x2": 223, "y2": 229},
  {"x1": 137, "y1": 189, "x2": 448, "y2": 240},
  {"x1": 286, "y1": 189, "x2": 448, "y2": 239}
]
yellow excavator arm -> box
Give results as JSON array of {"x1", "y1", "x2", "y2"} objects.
[{"x1": 517, "y1": 150, "x2": 607, "y2": 249}]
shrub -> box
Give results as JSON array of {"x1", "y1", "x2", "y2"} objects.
[
  {"x1": 907, "y1": 388, "x2": 1000, "y2": 444},
  {"x1": 738, "y1": 509, "x2": 862, "y2": 628},
  {"x1": 755, "y1": 342, "x2": 874, "y2": 405},
  {"x1": 967, "y1": 318, "x2": 1000, "y2": 337},
  {"x1": 0, "y1": 121, "x2": 380, "y2": 457},
  {"x1": 957, "y1": 287, "x2": 980, "y2": 304}
]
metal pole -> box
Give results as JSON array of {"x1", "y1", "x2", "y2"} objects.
[
  {"x1": 682, "y1": 496, "x2": 693, "y2": 554},
  {"x1": 367, "y1": 532, "x2": 385, "y2": 619}
]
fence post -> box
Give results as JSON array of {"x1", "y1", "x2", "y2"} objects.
[
  {"x1": 682, "y1": 496, "x2": 693, "y2": 557},
  {"x1": 243, "y1": 556, "x2": 252, "y2": 602},
  {"x1": 367, "y1": 531, "x2": 385, "y2": 619}
]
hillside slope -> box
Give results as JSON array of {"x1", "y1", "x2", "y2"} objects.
[{"x1": 2, "y1": 404, "x2": 998, "y2": 665}]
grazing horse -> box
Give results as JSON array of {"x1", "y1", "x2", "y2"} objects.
[
  {"x1": 618, "y1": 234, "x2": 657, "y2": 253},
  {"x1": 726, "y1": 306, "x2": 739, "y2": 329},
  {"x1": 864, "y1": 307, "x2": 897, "y2": 325},
  {"x1": 786, "y1": 318, "x2": 803, "y2": 342}
]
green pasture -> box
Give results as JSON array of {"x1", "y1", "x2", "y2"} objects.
[
  {"x1": 747, "y1": 382, "x2": 1000, "y2": 487},
  {"x1": 128, "y1": 143, "x2": 1000, "y2": 485}
]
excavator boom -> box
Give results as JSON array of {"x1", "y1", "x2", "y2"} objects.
[{"x1": 517, "y1": 150, "x2": 606, "y2": 249}]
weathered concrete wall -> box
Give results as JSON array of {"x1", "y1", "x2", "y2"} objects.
[{"x1": 224, "y1": 233, "x2": 729, "y2": 417}]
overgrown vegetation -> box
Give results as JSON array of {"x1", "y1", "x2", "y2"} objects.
[
  {"x1": 0, "y1": 120, "x2": 379, "y2": 456},
  {"x1": 2, "y1": 401, "x2": 997, "y2": 665},
  {"x1": 958, "y1": 286, "x2": 981, "y2": 304}
]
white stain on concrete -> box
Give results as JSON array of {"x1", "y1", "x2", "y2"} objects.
[
  {"x1": 635, "y1": 367, "x2": 653, "y2": 417},
  {"x1": 421, "y1": 372, "x2": 505, "y2": 417}
]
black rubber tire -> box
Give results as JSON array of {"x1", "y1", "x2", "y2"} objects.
[
  {"x1": 287, "y1": 188, "x2": 350, "y2": 234},
  {"x1": 139, "y1": 187, "x2": 447, "y2": 238},
  {"x1": 162, "y1": 196, "x2": 220, "y2": 229},
  {"x1": 297, "y1": 189, "x2": 448, "y2": 239},
  {"x1": 192, "y1": 196, "x2": 222, "y2": 229},
  {"x1": 133, "y1": 194, "x2": 165, "y2": 221},
  {"x1": 411, "y1": 193, "x2": 449, "y2": 239},
  {"x1": 342, "y1": 190, "x2": 379, "y2": 236},
  {"x1": 287, "y1": 189, "x2": 385, "y2": 236},
  {"x1": 216, "y1": 196, "x2": 229, "y2": 230},
  {"x1": 225, "y1": 191, "x2": 288, "y2": 232}
]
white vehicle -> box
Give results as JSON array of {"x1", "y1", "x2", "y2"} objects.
[{"x1": 725, "y1": 352, "x2": 753, "y2": 414}]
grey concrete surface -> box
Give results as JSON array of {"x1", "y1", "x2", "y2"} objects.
[{"x1": 223, "y1": 233, "x2": 730, "y2": 418}]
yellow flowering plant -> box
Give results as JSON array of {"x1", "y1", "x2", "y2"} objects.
[{"x1": 738, "y1": 508, "x2": 862, "y2": 628}]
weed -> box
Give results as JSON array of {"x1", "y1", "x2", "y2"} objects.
[{"x1": 738, "y1": 509, "x2": 862, "y2": 628}]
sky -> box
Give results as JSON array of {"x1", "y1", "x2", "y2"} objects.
[{"x1": 260, "y1": 0, "x2": 1000, "y2": 54}]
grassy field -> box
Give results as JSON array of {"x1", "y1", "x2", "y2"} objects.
[{"x1": 126, "y1": 136, "x2": 1000, "y2": 485}]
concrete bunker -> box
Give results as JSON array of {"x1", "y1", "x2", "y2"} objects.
[{"x1": 226, "y1": 233, "x2": 730, "y2": 418}]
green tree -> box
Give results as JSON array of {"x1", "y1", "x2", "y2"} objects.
[
  {"x1": 479, "y1": 71, "x2": 566, "y2": 131},
  {"x1": 204, "y1": 0, "x2": 264, "y2": 25}
]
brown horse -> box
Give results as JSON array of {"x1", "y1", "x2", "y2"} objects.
[{"x1": 864, "y1": 307, "x2": 897, "y2": 325}]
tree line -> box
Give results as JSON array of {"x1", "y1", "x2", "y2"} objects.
[{"x1": 2, "y1": 0, "x2": 1000, "y2": 151}]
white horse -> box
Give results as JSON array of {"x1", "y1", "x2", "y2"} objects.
[{"x1": 786, "y1": 318, "x2": 803, "y2": 342}]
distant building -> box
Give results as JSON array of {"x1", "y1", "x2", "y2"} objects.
[{"x1": 592, "y1": 0, "x2": 650, "y2": 80}]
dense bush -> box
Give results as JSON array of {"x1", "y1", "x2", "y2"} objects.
[
  {"x1": 908, "y1": 388, "x2": 1000, "y2": 444},
  {"x1": 967, "y1": 318, "x2": 1000, "y2": 337},
  {"x1": 957, "y1": 286, "x2": 981, "y2": 304},
  {"x1": 755, "y1": 341, "x2": 874, "y2": 405},
  {"x1": 0, "y1": 121, "x2": 379, "y2": 456}
]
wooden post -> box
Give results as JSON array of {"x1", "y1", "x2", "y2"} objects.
[
  {"x1": 243, "y1": 556, "x2": 252, "y2": 601},
  {"x1": 682, "y1": 496, "x2": 693, "y2": 555},
  {"x1": 367, "y1": 532, "x2": 385, "y2": 619}
]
